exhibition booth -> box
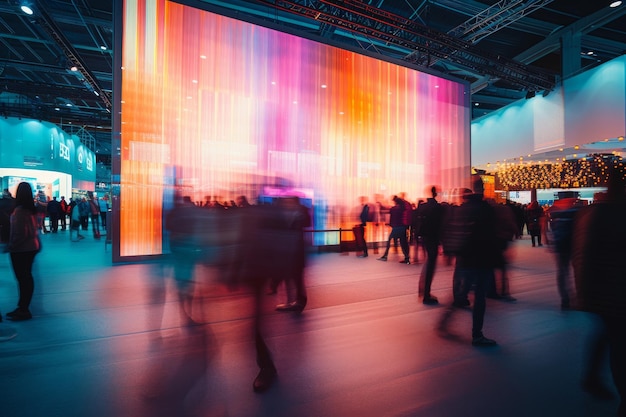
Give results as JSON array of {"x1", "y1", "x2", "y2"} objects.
[{"x1": 0, "y1": 117, "x2": 96, "y2": 200}]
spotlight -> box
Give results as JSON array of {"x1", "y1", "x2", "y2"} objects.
[
  {"x1": 20, "y1": 1, "x2": 33, "y2": 14},
  {"x1": 525, "y1": 91, "x2": 536, "y2": 99}
]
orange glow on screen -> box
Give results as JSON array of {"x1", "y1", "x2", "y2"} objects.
[{"x1": 117, "y1": 0, "x2": 470, "y2": 258}]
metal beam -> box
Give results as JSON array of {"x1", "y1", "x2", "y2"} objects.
[
  {"x1": 515, "y1": 4, "x2": 626, "y2": 65},
  {"x1": 252, "y1": 0, "x2": 555, "y2": 90},
  {"x1": 28, "y1": 0, "x2": 111, "y2": 109},
  {"x1": 449, "y1": 0, "x2": 554, "y2": 44}
]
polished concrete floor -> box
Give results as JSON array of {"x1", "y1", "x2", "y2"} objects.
[{"x1": 0, "y1": 229, "x2": 620, "y2": 417}]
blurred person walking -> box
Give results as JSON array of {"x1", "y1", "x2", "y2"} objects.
[
  {"x1": 46, "y1": 196, "x2": 61, "y2": 233},
  {"x1": 486, "y1": 200, "x2": 518, "y2": 301},
  {"x1": 438, "y1": 177, "x2": 499, "y2": 346},
  {"x1": 354, "y1": 196, "x2": 370, "y2": 258},
  {"x1": 0, "y1": 188, "x2": 15, "y2": 244},
  {"x1": 59, "y1": 196, "x2": 69, "y2": 231},
  {"x1": 69, "y1": 199, "x2": 85, "y2": 241},
  {"x1": 88, "y1": 193, "x2": 101, "y2": 238},
  {"x1": 416, "y1": 186, "x2": 444, "y2": 304},
  {"x1": 274, "y1": 196, "x2": 311, "y2": 312},
  {"x1": 4, "y1": 182, "x2": 41, "y2": 321},
  {"x1": 378, "y1": 195, "x2": 411, "y2": 264},
  {"x1": 548, "y1": 197, "x2": 581, "y2": 310},
  {"x1": 35, "y1": 190, "x2": 48, "y2": 234},
  {"x1": 572, "y1": 172, "x2": 626, "y2": 416},
  {"x1": 525, "y1": 200, "x2": 544, "y2": 247}
]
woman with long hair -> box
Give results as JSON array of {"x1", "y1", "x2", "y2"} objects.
[{"x1": 4, "y1": 182, "x2": 41, "y2": 321}]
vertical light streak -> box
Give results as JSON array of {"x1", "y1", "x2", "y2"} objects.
[{"x1": 119, "y1": 0, "x2": 470, "y2": 257}]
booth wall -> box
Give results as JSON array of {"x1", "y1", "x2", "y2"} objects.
[
  {"x1": 0, "y1": 117, "x2": 97, "y2": 186},
  {"x1": 472, "y1": 55, "x2": 626, "y2": 167}
]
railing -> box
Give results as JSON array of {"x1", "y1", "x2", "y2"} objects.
[{"x1": 303, "y1": 227, "x2": 363, "y2": 253}]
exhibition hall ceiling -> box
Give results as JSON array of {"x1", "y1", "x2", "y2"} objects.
[{"x1": 1, "y1": 0, "x2": 625, "y2": 160}]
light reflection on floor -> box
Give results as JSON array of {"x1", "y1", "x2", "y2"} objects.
[{"x1": 0, "y1": 232, "x2": 619, "y2": 417}]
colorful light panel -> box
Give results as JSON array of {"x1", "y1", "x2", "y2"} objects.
[{"x1": 115, "y1": 0, "x2": 470, "y2": 259}]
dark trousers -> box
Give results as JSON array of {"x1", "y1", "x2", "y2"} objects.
[
  {"x1": 49, "y1": 213, "x2": 59, "y2": 232},
  {"x1": 531, "y1": 233, "x2": 542, "y2": 246},
  {"x1": 382, "y1": 226, "x2": 409, "y2": 260},
  {"x1": 10, "y1": 250, "x2": 38, "y2": 310},
  {"x1": 91, "y1": 213, "x2": 100, "y2": 232},
  {"x1": 555, "y1": 249, "x2": 572, "y2": 308},
  {"x1": 604, "y1": 316, "x2": 626, "y2": 417},
  {"x1": 419, "y1": 237, "x2": 439, "y2": 298},
  {"x1": 456, "y1": 265, "x2": 490, "y2": 338},
  {"x1": 353, "y1": 225, "x2": 367, "y2": 255}
]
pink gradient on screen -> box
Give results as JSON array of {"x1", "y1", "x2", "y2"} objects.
[{"x1": 118, "y1": 0, "x2": 470, "y2": 257}]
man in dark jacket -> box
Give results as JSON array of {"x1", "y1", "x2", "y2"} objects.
[
  {"x1": 46, "y1": 196, "x2": 62, "y2": 233},
  {"x1": 572, "y1": 172, "x2": 626, "y2": 415},
  {"x1": 439, "y1": 176, "x2": 499, "y2": 346},
  {"x1": 417, "y1": 186, "x2": 444, "y2": 304}
]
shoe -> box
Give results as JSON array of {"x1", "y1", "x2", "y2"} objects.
[
  {"x1": 6, "y1": 308, "x2": 32, "y2": 321},
  {"x1": 423, "y1": 296, "x2": 439, "y2": 305},
  {"x1": 78, "y1": 235, "x2": 85, "y2": 240},
  {"x1": 452, "y1": 299, "x2": 471, "y2": 308},
  {"x1": 400, "y1": 259, "x2": 411, "y2": 264},
  {"x1": 253, "y1": 366, "x2": 277, "y2": 393},
  {"x1": 357, "y1": 254, "x2": 368, "y2": 258},
  {"x1": 275, "y1": 301, "x2": 305, "y2": 313},
  {"x1": 502, "y1": 295, "x2": 517, "y2": 302},
  {"x1": 472, "y1": 335, "x2": 497, "y2": 346},
  {"x1": 377, "y1": 256, "x2": 387, "y2": 261}
]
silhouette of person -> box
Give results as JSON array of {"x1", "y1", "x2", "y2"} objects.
[
  {"x1": 4, "y1": 182, "x2": 41, "y2": 321},
  {"x1": 274, "y1": 196, "x2": 311, "y2": 312},
  {"x1": 548, "y1": 197, "x2": 582, "y2": 310},
  {"x1": 354, "y1": 196, "x2": 370, "y2": 258},
  {"x1": 525, "y1": 201, "x2": 544, "y2": 247},
  {"x1": 378, "y1": 196, "x2": 411, "y2": 264},
  {"x1": 438, "y1": 176, "x2": 499, "y2": 346},
  {"x1": 416, "y1": 186, "x2": 444, "y2": 304},
  {"x1": 572, "y1": 171, "x2": 626, "y2": 415}
]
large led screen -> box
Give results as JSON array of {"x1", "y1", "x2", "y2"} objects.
[{"x1": 114, "y1": 0, "x2": 471, "y2": 260}]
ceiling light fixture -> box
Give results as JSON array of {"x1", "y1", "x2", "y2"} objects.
[
  {"x1": 20, "y1": 3, "x2": 33, "y2": 15},
  {"x1": 610, "y1": 1, "x2": 622, "y2": 8}
]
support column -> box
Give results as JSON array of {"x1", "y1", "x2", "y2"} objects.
[{"x1": 561, "y1": 29, "x2": 582, "y2": 79}]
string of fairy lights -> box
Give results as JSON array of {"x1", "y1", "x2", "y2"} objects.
[{"x1": 492, "y1": 153, "x2": 626, "y2": 190}]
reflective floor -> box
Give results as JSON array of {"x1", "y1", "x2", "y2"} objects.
[{"x1": 0, "y1": 230, "x2": 620, "y2": 417}]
